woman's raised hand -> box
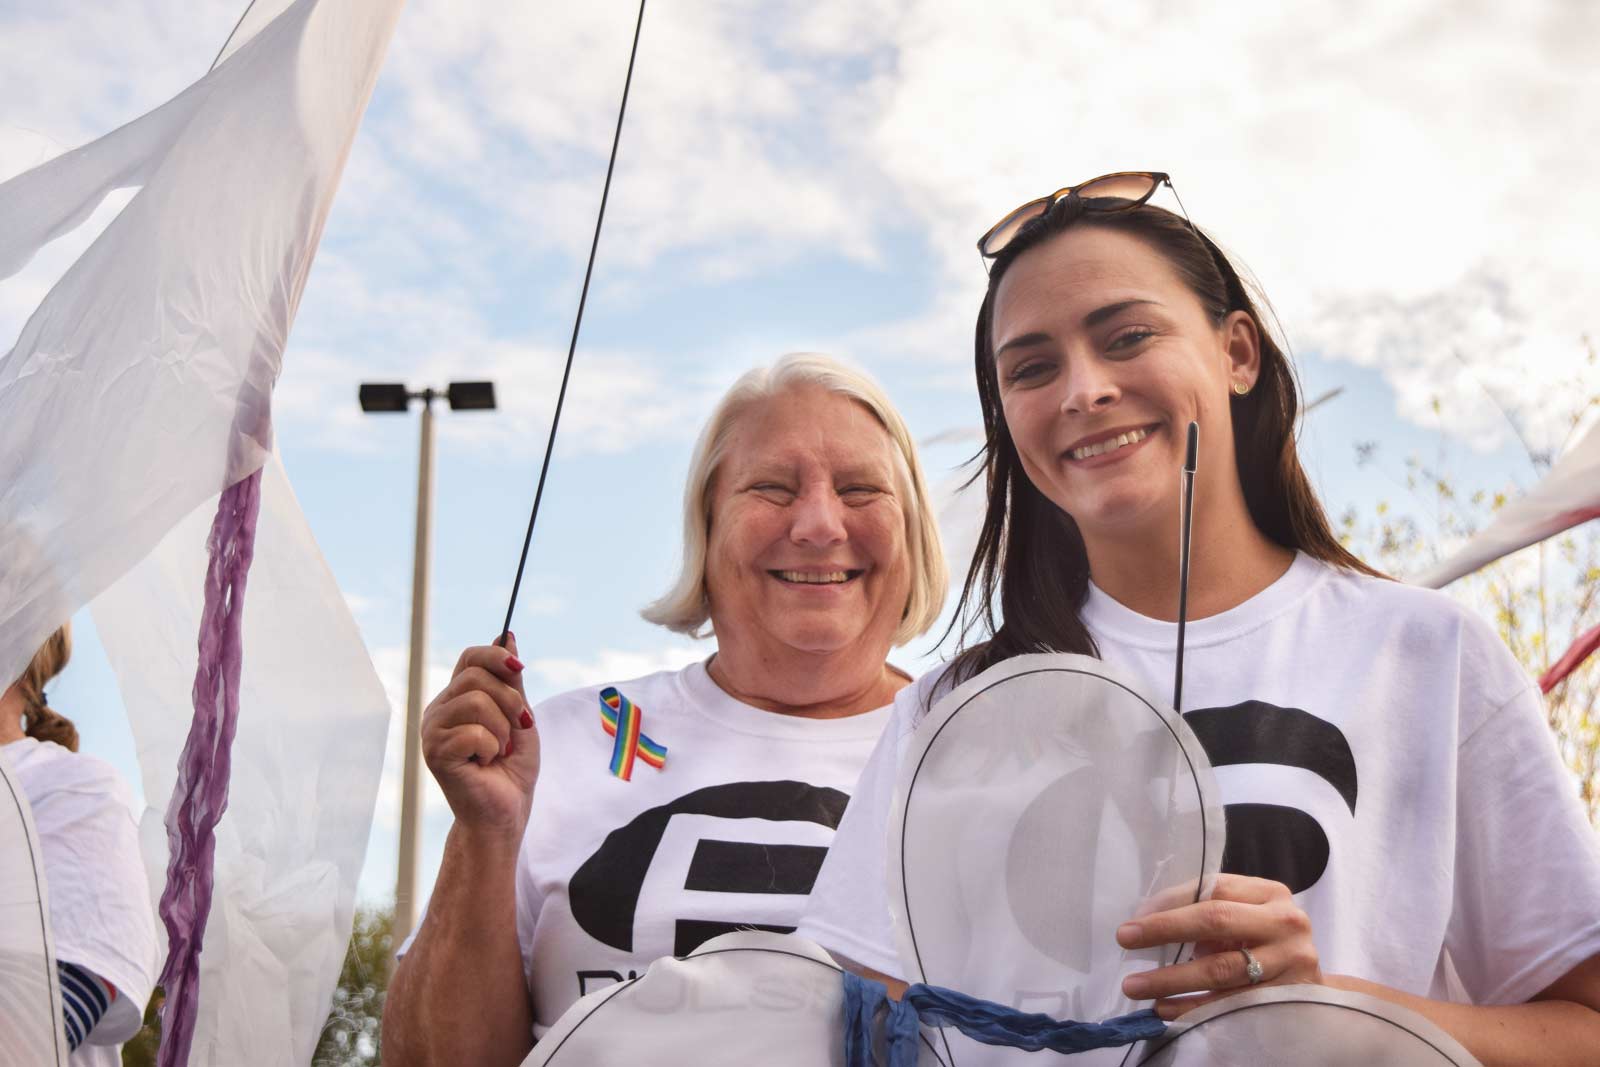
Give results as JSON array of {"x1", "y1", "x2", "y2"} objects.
[
  {"x1": 420, "y1": 633, "x2": 540, "y2": 842},
  {"x1": 1116, "y1": 873, "x2": 1323, "y2": 1019}
]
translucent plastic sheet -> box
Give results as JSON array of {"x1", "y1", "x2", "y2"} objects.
[
  {"x1": 888, "y1": 654, "x2": 1224, "y2": 1066},
  {"x1": 0, "y1": 747, "x2": 68, "y2": 1067},
  {"x1": 1131, "y1": 985, "x2": 1482, "y2": 1066},
  {"x1": 0, "y1": 0, "x2": 403, "y2": 696},
  {"x1": 524, "y1": 930, "x2": 950, "y2": 1067},
  {"x1": 91, "y1": 455, "x2": 391, "y2": 1067}
]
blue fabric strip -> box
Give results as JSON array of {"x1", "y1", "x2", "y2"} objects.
[
  {"x1": 906, "y1": 983, "x2": 1167, "y2": 1054},
  {"x1": 59, "y1": 960, "x2": 111, "y2": 1051},
  {"x1": 842, "y1": 972, "x2": 883, "y2": 1064},
  {"x1": 883, "y1": 994, "x2": 923, "y2": 1065},
  {"x1": 841, "y1": 971, "x2": 1166, "y2": 1063}
]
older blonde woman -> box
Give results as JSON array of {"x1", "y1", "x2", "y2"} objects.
[{"x1": 384, "y1": 353, "x2": 946, "y2": 1066}]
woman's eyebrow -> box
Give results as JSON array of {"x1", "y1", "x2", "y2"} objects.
[
  {"x1": 996, "y1": 300, "x2": 1163, "y2": 358},
  {"x1": 994, "y1": 331, "x2": 1051, "y2": 359},
  {"x1": 833, "y1": 464, "x2": 891, "y2": 484},
  {"x1": 1083, "y1": 298, "x2": 1160, "y2": 327}
]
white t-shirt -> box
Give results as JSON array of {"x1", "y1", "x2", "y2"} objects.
[
  {"x1": 799, "y1": 553, "x2": 1600, "y2": 1007},
  {"x1": 4, "y1": 737, "x2": 159, "y2": 1066},
  {"x1": 511, "y1": 659, "x2": 892, "y2": 1036}
]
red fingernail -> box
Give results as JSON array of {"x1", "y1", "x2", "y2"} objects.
[
  {"x1": 506, "y1": 736, "x2": 515, "y2": 757},
  {"x1": 506, "y1": 655, "x2": 525, "y2": 672},
  {"x1": 520, "y1": 709, "x2": 533, "y2": 729}
]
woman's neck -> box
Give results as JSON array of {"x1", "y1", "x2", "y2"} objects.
[
  {"x1": 706, "y1": 647, "x2": 906, "y2": 719},
  {"x1": 1083, "y1": 502, "x2": 1295, "y2": 623},
  {"x1": 0, "y1": 686, "x2": 26, "y2": 744}
]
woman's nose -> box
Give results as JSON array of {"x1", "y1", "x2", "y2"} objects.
[
  {"x1": 1061, "y1": 361, "x2": 1120, "y2": 415},
  {"x1": 789, "y1": 488, "x2": 848, "y2": 546}
]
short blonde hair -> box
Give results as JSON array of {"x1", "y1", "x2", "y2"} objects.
[{"x1": 642, "y1": 353, "x2": 947, "y2": 646}]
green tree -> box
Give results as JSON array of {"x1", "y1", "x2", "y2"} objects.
[
  {"x1": 119, "y1": 908, "x2": 393, "y2": 1066},
  {"x1": 313, "y1": 905, "x2": 393, "y2": 1066},
  {"x1": 120, "y1": 987, "x2": 162, "y2": 1066},
  {"x1": 1339, "y1": 342, "x2": 1600, "y2": 824}
]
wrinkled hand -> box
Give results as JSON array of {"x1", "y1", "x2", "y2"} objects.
[
  {"x1": 1116, "y1": 874, "x2": 1322, "y2": 1020},
  {"x1": 420, "y1": 633, "x2": 539, "y2": 841}
]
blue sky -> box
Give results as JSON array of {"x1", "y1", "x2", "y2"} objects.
[{"x1": 4, "y1": 0, "x2": 1596, "y2": 906}]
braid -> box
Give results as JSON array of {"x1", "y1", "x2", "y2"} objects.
[
  {"x1": 24, "y1": 699, "x2": 79, "y2": 753},
  {"x1": 17, "y1": 624, "x2": 78, "y2": 751}
]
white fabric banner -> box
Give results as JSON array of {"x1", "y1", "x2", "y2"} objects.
[
  {"x1": 1414, "y1": 420, "x2": 1600, "y2": 589},
  {"x1": 0, "y1": 0, "x2": 404, "y2": 690},
  {"x1": 0, "y1": 1, "x2": 404, "y2": 1062},
  {"x1": 93, "y1": 454, "x2": 390, "y2": 1067}
]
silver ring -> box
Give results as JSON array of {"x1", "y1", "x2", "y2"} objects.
[{"x1": 1239, "y1": 947, "x2": 1265, "y2": 985}]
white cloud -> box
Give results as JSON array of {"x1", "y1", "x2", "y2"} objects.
[
  {"x1": 364, "y1": 643, "x2": 456, "y2": 836},
  {"x1": 359, "y1": 0, "x2": 902, "y2": 277},
  {"x1": 0, "y1": 2, "x2": 247, "y2": 147},
  {"x1": 527, "y1": 642, "x2": 709, "y2": 695},
  {"x1": 9, "y1": 0, "x2": 1596, "y2": 459},
  {"x1": 1301, "y1": 272, "x2": 1600, "y2": 457},
  {"x1": 272, "y1": 324, "x2": 719, "y2": 458},
  {"x1": 856, "y1": 0, "x2": 1600, "y2": 447}
]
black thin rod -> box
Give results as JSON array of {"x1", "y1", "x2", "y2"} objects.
[
  {"x1": 209, "y1": 0, "x2": 262, "y2": 72},
  {"x1": 1173, "y1": 421, "x2": 1199, "y2": 712},
  {"x1": 498, "y1": 0, "x2": 648, "y2": 646}
]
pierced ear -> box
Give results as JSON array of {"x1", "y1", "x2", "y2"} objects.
[{"x1": 1222, "y1": 310, "x2": 1261, "y2": 390}]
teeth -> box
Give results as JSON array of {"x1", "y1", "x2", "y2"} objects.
[
  {"x1": 1070, "y1": 427, "x2": 1149, "y2": 461},
  {"x1": 776, "y1": 570, "x2": 851, "y2": 584}
]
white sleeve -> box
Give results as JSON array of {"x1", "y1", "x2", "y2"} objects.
[
  {"x1": 34, "y1": 761, "x2": 158, "y2": 1045},
  {"x1": 1445, "y1": 682, "x2": 1600, "y2": 1004},
  {"x1": 795, "y1": 698, "x2": 910, "y2": 980}
]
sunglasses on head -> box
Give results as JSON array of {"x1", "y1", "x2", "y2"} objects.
[{"x1": 977, "y1": 171, "x2": 1190, "y2": 261}]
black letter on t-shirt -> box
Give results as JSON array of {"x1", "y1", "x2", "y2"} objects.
[
  {"x1": 568, "y1": 780, "x2": 849, "y2": 953},
  {"x1": 1183, "y1": 701, "x2": 1357, "y2": 894}
]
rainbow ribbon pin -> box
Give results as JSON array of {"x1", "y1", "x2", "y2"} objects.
[{"x1": 599, "y1": 687, "x2": 667, "y2": 780}]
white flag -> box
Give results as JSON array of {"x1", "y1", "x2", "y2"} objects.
[
  {"x1": 1413, "y1": 421, "x2": 1600, "y2": 589},
  {"x1": 0, "y1": 1, "x2": 403, "y2": 1062}
]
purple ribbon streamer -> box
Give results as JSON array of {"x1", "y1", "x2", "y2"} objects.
[{"x1": 155, "y1": 468, "x2": 263, "y2": 1066}]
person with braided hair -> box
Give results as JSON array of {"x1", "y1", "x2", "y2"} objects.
[{"x1": 1, "y1": 623, "x2": 158, "y2": 1065}]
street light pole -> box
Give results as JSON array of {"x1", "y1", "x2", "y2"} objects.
[
  {"x1": 358, "y1": 380, "x2": 496, "y2": 969},
  {"x1": 394, "y1": 388, "x2": 435, "y2": 962}
]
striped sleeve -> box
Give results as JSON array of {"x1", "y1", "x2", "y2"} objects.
[{"x1": 59, "y1": 960, "x2": 116, "y2": 1050}]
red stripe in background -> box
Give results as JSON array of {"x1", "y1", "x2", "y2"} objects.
[{"x1": 1541, "y1": 621, "x2": 1600, "y2": 693}]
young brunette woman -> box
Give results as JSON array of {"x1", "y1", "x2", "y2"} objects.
[{"x1": 798, "y1": 174, "x2": 1600, "y2": 1066}]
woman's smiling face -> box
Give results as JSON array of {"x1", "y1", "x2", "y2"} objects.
[
  {"x1": 703, "y1": 384, "x2": 911, "y2": 663},
  {"x1": 991, "y1": 225, "x2": 1256, "y2": 540}
]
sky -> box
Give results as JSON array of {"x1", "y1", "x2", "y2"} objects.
[{"x1": 2, "y1": 0, "x2": 1597, "y2": 907}]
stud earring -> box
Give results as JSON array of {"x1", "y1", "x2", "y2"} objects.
[{"x1": 1231, "y1": 380, "x2": 1250, "y2": 397}]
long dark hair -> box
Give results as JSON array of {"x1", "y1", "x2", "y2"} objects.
[{"x1": 946, "y1": 197, "x2": 1381, "y2": 683}]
